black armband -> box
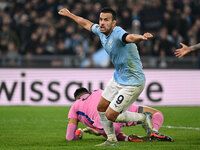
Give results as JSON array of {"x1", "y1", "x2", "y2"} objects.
[
  {"x1": 90, "y1": 23, "x2": 95, "y2": 31},
  {"x1": 122, "y1": 33, "x2": 129, "y2": 43}
]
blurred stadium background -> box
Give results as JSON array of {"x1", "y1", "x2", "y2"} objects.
[
  {"x1": 0, "y1": 0, "x2": 200, "y2": 149},
  {"x1": 0, "y1": 0, "x2": 200, "y2": 68}
]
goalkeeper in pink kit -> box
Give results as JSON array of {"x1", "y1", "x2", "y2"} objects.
[{"x1": 66, "y1": 88, "x2": 174, "y2": 142}]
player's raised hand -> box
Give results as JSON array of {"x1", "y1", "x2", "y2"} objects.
[
  {"x1": 174, "y1": 43, "x2": 191, "y2": 58},
  {"x1": 58, "y1": 8, "x2": 71, "y2": 17},
  {"x1": 126, "y1": 33, "x2": 153, "y2": 43},
  {"x1": 143, "y1": 32, "x2": 153, "y2": 39}
]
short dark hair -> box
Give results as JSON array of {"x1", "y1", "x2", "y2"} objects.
[
  {"x1": 100, "y1": 7, "x2": 116, "y2": 20},
  {"x1": 74, "y1": 87, "x2": 89, "y2": 99}
]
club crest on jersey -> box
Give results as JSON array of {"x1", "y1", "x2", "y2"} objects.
[{"x1": 108, "y1": 40, "x2": 112, "y2": 48}]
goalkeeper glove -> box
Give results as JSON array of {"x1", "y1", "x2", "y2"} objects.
[{"x1": 75, "y1": 128, "x2": 83, "y2": 139}]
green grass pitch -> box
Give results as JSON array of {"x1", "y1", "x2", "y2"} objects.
[{"x1": 0, "y1": 106, "x2": 200, "y2": 150}]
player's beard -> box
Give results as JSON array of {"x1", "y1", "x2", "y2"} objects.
[{"x1": 101, "y1": 26, "x2": 113, "y2": 36}]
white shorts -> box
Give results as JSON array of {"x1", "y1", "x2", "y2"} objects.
[{"x1": 102, "y1": 78, "x2": 145, "y2": 113}]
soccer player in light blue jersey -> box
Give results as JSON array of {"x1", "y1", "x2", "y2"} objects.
[{"x1": 58, "y1": 7, "x2": 153, "y2": 146}]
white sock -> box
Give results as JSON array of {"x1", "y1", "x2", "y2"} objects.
[
  {"x1": 115, "y1": 111, "x2": 145, "y2": 123},
  {"x1": 98, "y1": 111, "x2": 117, "y2": 142}
]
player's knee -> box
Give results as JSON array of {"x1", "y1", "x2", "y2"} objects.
[
  {"x1": 152, "y1": 111, "x2": 164, "y2": 121},
  {"x1": 97, "y1": 104, "x2": 104, "y2": 112},
  {"x1": 97, "y1": 103, "x2": 108, "y2": 112},
  {"x1": 97, "y1": 97, "x2": 110, "y2": 112},
  {"x1": 105, "y1": 112, "x2": 116, "y2": 122}
]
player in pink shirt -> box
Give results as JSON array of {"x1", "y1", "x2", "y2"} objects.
[{"x1": 66, "y1": 88, "x2": 174, "y2": 142}]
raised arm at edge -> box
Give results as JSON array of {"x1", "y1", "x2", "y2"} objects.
[
  {"x1": 190, "y1": 43, "x2": 200, "y2": 52},
  {"x1": 58, "y1": 8, "x2": 94, "y2": 32}
]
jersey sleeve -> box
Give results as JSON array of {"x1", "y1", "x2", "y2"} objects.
[
  {"x1": 91, "y1": 24, "x2": 101, "y2": 36},
  {"x1": 68, "y1": 104, "x2": 78, "y2": 120},
  {"x1": 114, "y1": 27, "x2": 127, "y2": 43},
  {"x1": 66, "y1": 123, "x2": 77, "y2": 141}
]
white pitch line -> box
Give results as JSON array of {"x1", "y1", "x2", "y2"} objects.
[{"x1": 162, "y1": 125, "x2": 200, "y2": 131}]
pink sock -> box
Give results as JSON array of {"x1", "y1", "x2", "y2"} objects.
[{"x1": 151, "y1": 112, "x2": 164, "y2": 131}]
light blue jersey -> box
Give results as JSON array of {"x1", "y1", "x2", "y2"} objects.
[{"x1": 91, "y1": 24, "x2": 145, "y2": 86}]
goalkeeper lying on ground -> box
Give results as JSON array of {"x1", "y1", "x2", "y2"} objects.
[{"x1": 66, "y1": 88, "x2": 174, "y2": 142}]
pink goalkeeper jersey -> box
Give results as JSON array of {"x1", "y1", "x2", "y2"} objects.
[
  {"x1": 68, "y1": 89, "x2": 139, "y2": 129},
  {"x1": 68, "y1": 89, "x2": 103, "y2": 129}
]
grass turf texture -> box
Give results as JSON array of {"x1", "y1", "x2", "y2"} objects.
[{"x1": 0, "y1": 106, "x2": 200, "y2": 150}]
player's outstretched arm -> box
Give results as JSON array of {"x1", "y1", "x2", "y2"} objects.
[
  {"x1": 125, "y1": 32, "x2": 153, "y2": 43},
  {"x1": 66, "y1": 118, "x2": 83, "y2": 141},
  {"x1": 174, "y1": 43, "x2": 200, "y2": 58},
  {"x1": 58, "y1": 8, "x2": 94, "y2": 32}
]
